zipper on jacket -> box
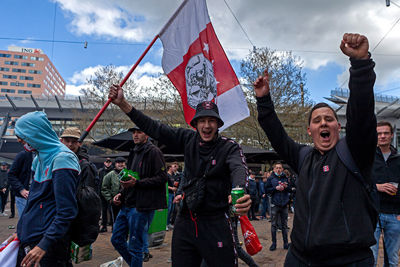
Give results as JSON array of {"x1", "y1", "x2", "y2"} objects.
[{"x1": 304, "y1": 155, "x2": 321, "y2": 248}]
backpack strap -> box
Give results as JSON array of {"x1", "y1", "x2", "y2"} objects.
[
  {"x1": 335, "y1": 138, "x2": 388, "y2": 265},
  {"x1": 335, "y1": 139, "x2": 378, "y2": 210}
]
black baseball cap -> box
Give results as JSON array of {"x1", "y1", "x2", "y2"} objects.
[
  {"x1": 115, "y1": 157, "x2": 126, "y2": 163},
  {"x1": 128, "y1": 126, "x2": 142, "y2": 132},
  {"x1": 190, "y1": 101, "x2": 224, "y2": 128}
]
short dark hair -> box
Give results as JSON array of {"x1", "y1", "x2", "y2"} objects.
[
  {"x1": 308, "y1": 103, "x2": 338, "y2": 125},
  {"x1": 272, "y1": 161, "x2": 283, "y2": 168},
  {"x1": 377, "y1": 121, "x2": 393, "y2": 133}
]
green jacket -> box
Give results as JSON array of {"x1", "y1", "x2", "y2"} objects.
[{"x1": 101, "y1": 170, "x2": 120, "y2": 202}]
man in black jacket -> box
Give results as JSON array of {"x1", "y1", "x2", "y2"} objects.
[
  {"x1": 247, "y1": 170, "x2": 260, "y2": 221},
  {"x1": 98, "y1": 158, "x2": 114, "y2": 232},
  {"x1": 7, "y1": 150, "x2": 33, "y2": 217},
  {"x1": 110, "y1": 127, "x2": 167, "y2": 267},
  {"x1": 0, "y1": 162, "x2": 9, "y2": 216},
  {"x1": 108, "y1": 85, "x2": 252, "y2": 267},
  {"x1": 265, "y1": 162, "x2": 291, "y2": 251},
  {"x1": 254, "y1": 33, "x2": 378, "y2": 266},
  {"x1": 370, "y1": 121, "x2": 400, "y2": 266},
  {"x1": 60, "y1": 127, "x2": 98, "y2": 190}
]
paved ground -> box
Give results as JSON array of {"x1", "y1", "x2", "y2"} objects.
[{"x1": 0, "y1": 205, "x2": 392, "y2": 267}]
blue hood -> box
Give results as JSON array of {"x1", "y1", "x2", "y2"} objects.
[{"x1": 15, "y1": 111, "x2": 80, "y2": 182}]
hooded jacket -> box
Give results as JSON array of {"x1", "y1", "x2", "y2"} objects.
[
  {"x1": 257, "y1": 58, "x2": 377, "y2": 265},
  {"x1": 14, "y1": 111, "x2": 80, "y2": 251}
]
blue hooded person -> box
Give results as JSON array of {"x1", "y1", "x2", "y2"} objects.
[{"x1": 12, "y1": 111, "x2": 80, "y2": 267}]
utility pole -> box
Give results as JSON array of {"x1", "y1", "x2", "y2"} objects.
[
  {"x1": 300, "y1": 83, "x2": 304, "y2": 107},
  {"x1": 386, "y1": 0, "x2": 390, "y2": 7}
]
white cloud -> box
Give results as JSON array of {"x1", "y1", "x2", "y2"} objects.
[
  {"x1": 66, "y1": 62, "x2": 163, "y2": 94},
  {"x1": 66, "y1": 84, "x2": 86, "y2": 95},
  {"x1": 56, "y1": 0, "x2": 400, "y2": 91}
]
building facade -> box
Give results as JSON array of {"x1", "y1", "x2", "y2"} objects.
[{"x1": 0, "y1": 46, "x2": 65, "y2": 99}]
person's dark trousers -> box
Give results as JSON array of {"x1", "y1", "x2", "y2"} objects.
[
  {"x1": 0, "y1": 188, "x2": 8, "y2": 213},
  {"x1": 17, "y1": 237, "x2": 73, "y2": 267},
  {"x1": 100, "y1": 195, "x2": 109, "y2": 228},
  {"x1": 172, "y1": 213, "x2": 237, "y2": 267},
  {"x1": 9, "y1": 190, "x2": 15, "y2": 217},
  {"x1": 248, "y1": 196, "x2": 258, "y2": 219},
  {"x1": 170, "y1": 201, "x2": 179, "y2": 225},
  {"x1": 271, "y1": 205, "x2": 288, "y2": 246},
  {"x1": 167, "y1": 193, "x2": 175, "y2": 225},
  {"x1": 110, "y1": 203, "x2": 121, "y2": 225},
  {"x1": 261, "y1": 197, "x2": 269, "y2": 218},
  {"x1": 284, "y1": 247, "x2": 374, "y2": 267},
  {"x1": 232, "y1": 216, "x2": 258, "y2": 267}
]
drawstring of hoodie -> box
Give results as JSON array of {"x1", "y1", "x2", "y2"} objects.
[{"x1": 189, "y1": 210, "x2": 198, "y2": 237}]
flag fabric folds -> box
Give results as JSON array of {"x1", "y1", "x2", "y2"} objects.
[{"x1": 159, "y1": 0, "x2": 249, "y2": 130}]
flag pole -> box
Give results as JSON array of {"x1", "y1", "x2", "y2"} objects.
[{"x1": 78, "y1": 35, "x2": 159, "y2": 142}]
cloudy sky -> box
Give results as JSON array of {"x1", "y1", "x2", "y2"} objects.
[{"x1": 1, "y1": 0, "x2": 399, "y2": 103}]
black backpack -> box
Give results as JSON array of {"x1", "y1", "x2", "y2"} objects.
[{"x1": 70, "y1": 161, "x2": 102, "y2": 246}]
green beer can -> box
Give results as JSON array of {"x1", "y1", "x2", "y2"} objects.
[
  {"x1": 118, "y1": 168, "x2": 140, "y2": 181},
  {"x1": 231, "y1": 187, "x2": 244, "y2": 212}
]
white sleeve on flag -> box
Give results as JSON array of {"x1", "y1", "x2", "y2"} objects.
[{"x1": 217, "y1": 85, "x2": 250, "y2": 131}]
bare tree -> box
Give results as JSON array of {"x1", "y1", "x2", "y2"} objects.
[
  {"x1": 75, "y1": 65, "x2": 139, "y2": 141},
  {"x1": 225, "y1": 47, "x2": 313, "y2": 149}
]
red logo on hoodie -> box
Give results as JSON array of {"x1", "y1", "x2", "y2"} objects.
[{"x1": 45, "y1": 167, "x2": 49, "y2": 176}]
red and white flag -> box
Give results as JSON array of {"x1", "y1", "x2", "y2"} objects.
[{"x1": 159, "y1": 0, "x2": 249, "y2": 130}]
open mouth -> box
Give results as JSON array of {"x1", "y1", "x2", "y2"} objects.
[{"x1": 320, "y1": 130, "x2": 330, "y2": 140}]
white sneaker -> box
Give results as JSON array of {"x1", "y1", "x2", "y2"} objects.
[{"x1": 1, "y1": 212, "x2": 8, "y2": 216}]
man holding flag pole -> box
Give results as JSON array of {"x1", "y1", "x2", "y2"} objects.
[
  {"x1": 108, "y1": 0, "x2": 252, "y2": 265},
  {"x1": 79, "y1": 0, "x2": 252, "y2": 265}
]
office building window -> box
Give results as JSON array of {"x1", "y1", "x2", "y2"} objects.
[
  {"x1": 1, "y1": 89, "x2": 15, "y2": 93},
  {"x1": 18, "y1": 90, "x2": 32, "y2": 94},
  {"x1": 27, "y1": 83, "x2": 40, "y2": 88},
  {"x1": 20, "y1": 76, "x2": 34, "y2": 80},
  {"x1": 3, "y1": 74, "x2": 17, "y2": 79},
  {"x1": 21, "y1": 62, "x2": 35, "y2": 67},
  {"x1": 0, "y1": 81, "x2": 7, "y2": 85},
  {"x1": 10, "y1": 82, "x2": 24, "y2": 87},
  {"x1": 28, "y1": 70, "x2": 42, "y2": 74},
  {"x1": 0, "y1": 67, "x2": 10, "y2": 71},
  {"x1": 0, "y1": 53, "x2": 11, "y2": 58},
  {"x1": 4, "y1": 61, "x2": 18, "y2": 65},
  {"x1": 12, "y1": 68, "x2": 26, "y2": 73},
  {"x1": 14, "y1": 55, "x2": 27, "y2": 59},
  {"x1": 30, "y1": 56, "x2": 44, "y2": 61}
]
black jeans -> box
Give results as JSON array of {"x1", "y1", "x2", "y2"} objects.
[
  {"x1": 284, "y1": 248, "x2": 374, "y2": 267},
  {"x1": 10, "y1": 190, "x2": 15, "y2": 216},
  {"x1": 17, "y1": 237, "x2": 73, "y2": 267},
  {"x1": 232, "y1": 217, "x2": 258, "y2": 267},
  {"x1": 100, "y1": 195, "x2": 109, "y2": 228},
  {"x1": 172, "y1": 213, "x2": 237, "y2": 267},
  {"x1": 248, "y1": 196, "x2": 259, "y2": 219},
  {"x1": 271, "y1": 205, "x2": 288, "y2": 245}
]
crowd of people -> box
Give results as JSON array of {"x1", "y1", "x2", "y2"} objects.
[{"x1": 0, "y1": 33, "x2": 398, "y2": 267}]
